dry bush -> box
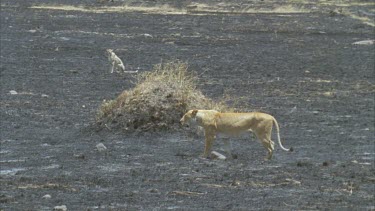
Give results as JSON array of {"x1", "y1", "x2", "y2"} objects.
[{"x1": 96, "y1": 60, "x2": 231, "y2": 132}]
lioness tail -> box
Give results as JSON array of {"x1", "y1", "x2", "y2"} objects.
[{"x1": 272, "y1": 117, "x2": 293, "y2": 152}]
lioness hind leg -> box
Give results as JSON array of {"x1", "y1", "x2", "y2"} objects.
[
  {"x1": 263, "y1": 139, "x2": 275, "y2": 160},
  {"x1": 254, "y1": 122, "x2": 275, "y2": 160},
  {"x1": 203, "y1": 134, "x2": 215, "y2": 158},
  {"x1": 263, "y1": 125, "x2": 275, "y2": 160},
  {"x1": 256, "y1": 133, "x2": 275, "y2": 160},
  {"x1": 223, "y1": 138, "x2": 237, "y2": 159}
]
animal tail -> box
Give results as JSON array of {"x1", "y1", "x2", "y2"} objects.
[{"x1": 272, "y1": 117, "x2": 293, "y2": 152}]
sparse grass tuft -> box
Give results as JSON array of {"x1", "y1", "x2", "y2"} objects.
[{"x1": 96, "y1": 60, "x2": 231, "y2": 132}]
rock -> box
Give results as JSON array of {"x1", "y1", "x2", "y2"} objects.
[
  {"x1": 230, "y1": 179, "x2": 241, "y2": 186},
  {"x1": 143, "y1": 33, "x2": 153, "y2": 38},
  {"x1": 312, "y1": 111, "x2": 319, "y2": 115},
  {"x1": 211, "y1": 151, "x2": 227, "y2": 160},
  {"x1": 288, "y1": 106, "x2": 297, "y2": 114},
  {"x1": 147, "y1": 188, "x2": 160, "y2": 194},
  {"x1": 41, "y1": 94, "x2": 49, "y2": 98},
  {"x1": 9, "y1": 90, "x2": 18, "y2": 95},
  {"x1": 42, "y1": 194, "x2": 51, "y2": 199},
  {"x1": 73, "y1": 154, "x2": 85, "y2": 159},
  {"x1": 285, "y1": 178, "x2": 301, "y2": 185},
  {"x1": 352, "y1": 40, "x2": 374, "y2": 45},
  {"x1": 53, "y1": 205, "x2": 67, "y2": 211},
  {"x1": 297, "y1": 160, "x2": 313, "y2": 167},
  {"x1": 322, "y1": 91, "x2": 335, "y2": 97},
  {"x1": 69, "y1": 69, "x2": 78, "y2": 73},
  {"x1": 96, "y1": 143, "x2": 107, "y2": 152}
]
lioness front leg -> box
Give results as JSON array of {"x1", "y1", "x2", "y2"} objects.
[{"x1": 223, "y1": 138, "x2": 237, "y2": 159}]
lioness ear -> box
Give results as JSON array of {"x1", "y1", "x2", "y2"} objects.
[{"x1": 192, "y1": 110, "x2": 198, "y2": 117}]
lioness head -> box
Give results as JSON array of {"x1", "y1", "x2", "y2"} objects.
[{"x1": 180, "y1": 110, "x2": 198, "y2": 125}]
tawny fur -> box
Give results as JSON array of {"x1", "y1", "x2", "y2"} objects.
[{"x1": 180, "y1": 109, "x2": 293, "y2": 160}]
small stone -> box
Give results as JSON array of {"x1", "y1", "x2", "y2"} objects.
[
  {"x1": 352, "y1": 40, "x2": 374, "y2": 45},
  {"x1": 322, "y1": 92, "x2": 335, "y2": 97},
  {"x1": 288, "y1": 106, "x2": 297, "y2": 114},
  {"x1": 147, "y1": 188, "x2": 159, "y2": 194},
  {"x1": 230, "y1": 179, "x2": 241, "y2": 186},
  {"x1": 9, "y1": 90, "x2": 18, "y2": 95},
  {"x1": 53, "y1": 205, "x2": 67, "y2": 211},
  {"x1": 143, "y1": 33, "x2": 153, "y2": 38},
  {"x1": 285, "y1": 178, "x2": 301, "y2": 185},
  {"x1": 73, "y1": 154, "x2": 85, "y2": 159},
  {"x1": 96, "y1": 143, "x2": 107, "y2": 152},
  {"x1": 42, "y1": 194, "x2": 51, "y2": 199},
  {"x1": 322, "y1": 161, "x2": 329, "y2": 166},
  {"x1": 211, "y1": 151, "x2": 227, "y2": 160},
  {"x1": 165, "y1": 41, "x2": 175, "y2": 45},
  {"x1": 41, "y1": 94, "x2": 49, "y2": 98}
]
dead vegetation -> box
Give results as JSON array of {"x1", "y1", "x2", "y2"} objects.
[
  {"x1": 29, "y1": 1, "x2": 375, "y2": 26},
  {"x1": 96, "y1": 61, "x2": 230, "y2": 132}
]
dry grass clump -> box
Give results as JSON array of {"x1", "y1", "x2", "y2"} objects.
[{"x1": 96, "y1": 61, "x2": 230, "y2": 132}]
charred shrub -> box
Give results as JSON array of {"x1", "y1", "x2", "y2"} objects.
[{"x1": 96, "y1": 61, "x2": 229, "y2": 132}]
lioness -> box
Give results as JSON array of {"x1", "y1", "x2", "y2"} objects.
[{"x1": 180, "y1": 110, "x2": 293, "y2": 160}]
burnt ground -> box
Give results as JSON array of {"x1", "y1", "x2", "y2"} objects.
[{"x1": 1, "y1": 0, "x2": 374, "y2": 210}]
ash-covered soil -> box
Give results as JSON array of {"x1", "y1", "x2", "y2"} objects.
[{"x1": 1, "y1": 0, "x2": 374, "y2": 210}]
